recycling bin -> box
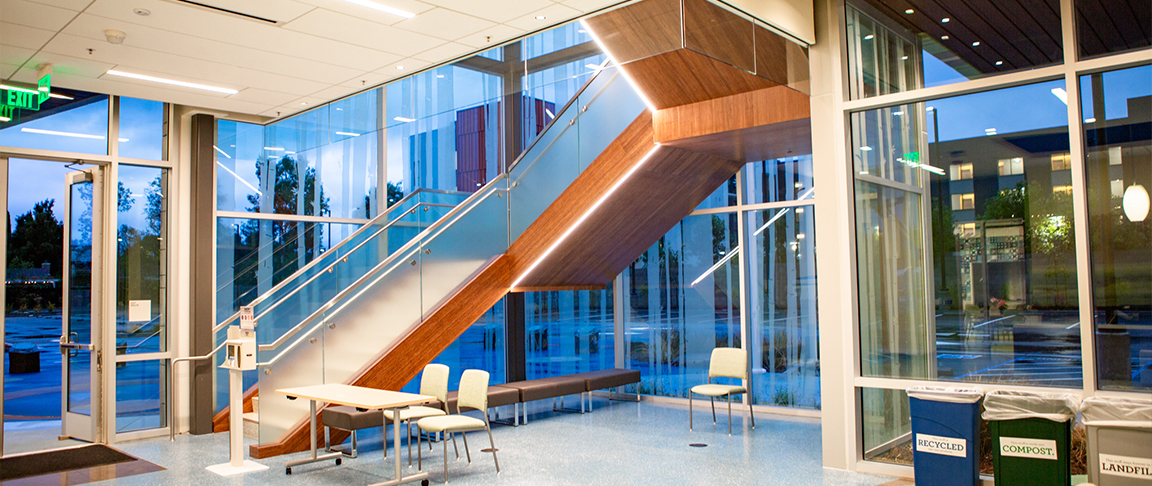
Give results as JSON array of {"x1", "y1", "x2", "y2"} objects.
[
  {"x1": 907, "y1": 387, "x2": 985, "y2": 486},
  {"x1": 7, "y1": 343, "x2": 40, "y2": 374},
  {"x1": 1080, "y1": 397, "x2": 1152, "y2": 485},
  {"x1": 982, "y1": 390, "x2": 1080, "y2": 486}
]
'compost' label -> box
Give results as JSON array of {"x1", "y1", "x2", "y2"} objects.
[
  {"x1": 1099, "y1": 453, "x2": 1152, "y2": 480},
  {"x1": 915, "y1": 433, "x2": 966, "y2": 458},
  {"x1": 999, "y1": 437, "x2": 1058, "y2": 460}
]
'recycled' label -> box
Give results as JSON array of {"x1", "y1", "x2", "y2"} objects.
[
  {"x1": 916, "y1": 433, "x2": 967, "y2": 458},
  {"x1": 999, "y1": 437, "x2": 1058, "y2": 460},
  {"x1": 1099, "y1": 453, "x2": 1152, "y2": 480}
]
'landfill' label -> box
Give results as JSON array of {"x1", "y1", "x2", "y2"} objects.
[
  {"x1": 915, "y1": 433, "x2": 966, "y2": 458},
  {"x1": 1099, "y1": 453, "x2": 1152, "y2": 480},
  {"x1": 999, "y1": 437, "x2": 1058, "y2": 460}
]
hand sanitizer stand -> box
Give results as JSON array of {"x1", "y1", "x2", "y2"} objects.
[{"x1": 206, "y1": 323, "x2": 269, "y2": 476}]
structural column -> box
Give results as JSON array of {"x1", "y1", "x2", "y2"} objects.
[{"x1": 188, "y1": 113, "x2": 216, "y2": 434}]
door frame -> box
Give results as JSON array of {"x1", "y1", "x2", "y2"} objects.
[{"x1": 61, "y1": 166, "x2": 105, "y2": 443}]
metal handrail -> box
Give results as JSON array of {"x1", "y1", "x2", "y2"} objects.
[
  {"x1": 256, "y1": 177, "x2": 507, "y2": 355},
  {"x1": 169, "y1": 340, "x2": 227, "y2": 441},
  {"x1": 213, "y1": 188, "x2": 467, "y2": 333},
  {"x1": 505, "y1": 61, "x2": 610, "y2": 176},
  {"x1": 258, "y1": 182, "x2": 508, "y2": 366}
]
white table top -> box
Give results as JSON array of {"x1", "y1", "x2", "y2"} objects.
[{"x1": 276, "y1": 384, "x2": 433, "y2": 410}]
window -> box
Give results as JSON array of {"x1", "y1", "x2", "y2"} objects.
[
  {"x1": 0, "y1": 93, "x2": 109, "y2": 155},
  {"x1": 950, "y1": 163, "x2": 973, "y2": 181},
  {"x1": 118, "y1": 97, "x2": 165, "y2": 160},
  {"x1": 1050, "y1": 153, "x2": 1072, "y2": 171},
  {"x1": 1052, "y1": 184, "x2": 1073, "y2": 195},
  {"x1": 951, "y1": 193, "x2": 975, "y2": 210},
  {"x1": 998, "y1": 157, "x2": 1024, "y2": 176}
]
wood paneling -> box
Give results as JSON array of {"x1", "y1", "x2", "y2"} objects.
[
  {"x1": 623, "y1": 49, "x2": 782, "y2": 109},
  {"x1": 510, "y1": 285, "x2": 608, "y2": 293},
  {"x1": 250, "y1": 256, "x2": 511, "y2": 458},
  {"x1": 682, "y1": 0, "x2": 755, "y2": 74},
  {"x1": 581, "y1": 0, "x2": 682, "y2": 65},
  {"x1": 652, "y1": 85, "x2": 810, "y2": 144},
  {"x1": 659, "y1": 118, "x2": 813, "y2": 163}
]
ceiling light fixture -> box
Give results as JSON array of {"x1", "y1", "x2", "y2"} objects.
[
  {"x1": 902, "y1": 55, "x2": 909, "y2": 60},
  {"x1": 0, "y1": 116, "x2": 10, "y2": 122},
  {"x1": 941, "y1": 35, "x2": 949, "y2": 40},
  {"x1": 49, "y1": 92, "x2": 73, "y2": 100},
  {"x1": 264, "y1": 146, "x2": 285, "y2": 151},
  {"x1": 396, "y1": 65, "x2": 404, "y2": 70},
  {"x1": 1085, "y1": 117, "x2": 1096, "y2": 123},
  {"x1": 21, "y1": 127, "x2": 105, "y2": 139},
  {"x1": 1123, "y1": 184, "x2": 1149, "y2": 222},
  {"x1": 436, "y1": 74, "x2": 445, "y2": 78},
  {"x1": 941, "y1": 17, "x2": 950, "y2": 23},
  {"x1": 860, "y1": 146, "x2": 873, "y2": 151},
  {"x1": 394, "y1": 116, "x2": 416, "y2": 123},
  {"x1": 905, "y1": 9, "x2": 914, "y2": 14},
  {"x1": 972, "y1": 41, "x2": 980, "y2": 46},
  {"x1": 335, "y1": 131, "x2": 361, "y2": 137},
  {"x1": 893, "y1": 111, "x2": 904, "y2": 116},
  {"x1": 1051, "y1": 87, "x2": 1068, "y2": 105},
  {"x1": 300, "y1": 102, "x2": 308, "y2": 105},
  {"x1": 340, "y1": 0, "x2": 415, "y2": 18},
  {"x1": 863, "y1": 34, "x2": 874, "y2": 40},
  {"x1": 535, "y1": 15, "x2": 546, "y2": 20},
  {"x1": 213, "y1": 145, "x2": 232, "y2": 159},
  {"x1": 996, "y1": 61, "x2": 1003, "y2": 66},
  {"x1": 106, "y1": 69, "x2": 238, "y2": 94}
]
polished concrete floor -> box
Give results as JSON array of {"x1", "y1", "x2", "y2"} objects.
[{"x1": 89, "y1": 398, "x2": 896, "y2": 485}]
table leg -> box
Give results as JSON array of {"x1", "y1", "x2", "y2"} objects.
[
  {"x1": 284, "y1": 399, "x2": 343, "y2": 474},
  {"x1": 369, "y1": 406, "x2": 429, "y2": 486}
]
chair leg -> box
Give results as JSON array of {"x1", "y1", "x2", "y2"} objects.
[
  {"x1": 351, "y1": 430, "x2": 359, "y2": 458},
  {"x1": 748, "y1": 397, "x2": 755, "y2": 429},
  {"x1": 383, "y1": 423, "x2": 388, "y2": 459},
  {"x1": 452, "y1": 432, "x2": 460, "y2": 459},
  {"x1": 486, "y1": 425, "x2": 500, "y2": 474},
  {"x1": 417, "y1": 428, "x2": 423, "y2": 470},
  {"x1": 462, "y1": 432, "x2": 471, "y2": 464},
  {"x1": 710, "y1": 397, "x2": 716, "y2": 424},
  {"x1": 407, "y1": 421, "x2": 412, "y2": 467},
  {"x1": 689, "y1": 393, "x2": 694, "y2": 431},
  {"x1": 442, "y1": 436, "x2": 449, "y2": 484},
  {"x1": 324, "y1": 426, "x2": 331, "y2": 453},
  {"x1": 727, "y1": 395, "x2": 733, "y2": 436}
]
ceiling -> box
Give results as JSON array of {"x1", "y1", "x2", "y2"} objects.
[{"x1": 1, "y1": 0, "x2": 626, "y2": 120}]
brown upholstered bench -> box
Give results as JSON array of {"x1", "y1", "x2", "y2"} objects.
[
  {"x1": 442, "y1": 384, "x2": 521, "y2": 425},
  {"x1": 570, "y1": 368, "x2": 642, "y2": 411},
  {"x1": 502, "y1": 376, "x2": 587, "y2": 424},
  {"x1": 322, "y1": 405, "x2": 385, "y2": 458}
]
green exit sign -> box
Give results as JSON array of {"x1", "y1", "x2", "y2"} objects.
[{"x1": 1, "y1": 73, "x2": 52, "y2": 111}]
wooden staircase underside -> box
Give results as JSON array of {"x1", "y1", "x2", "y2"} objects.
[{"x1": 241, "y1": 0, "x2": 811, "y2": 456}]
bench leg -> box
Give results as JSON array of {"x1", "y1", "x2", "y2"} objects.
[{"x1": 689, "y1": 393, "x2": 693, "y2": 431}]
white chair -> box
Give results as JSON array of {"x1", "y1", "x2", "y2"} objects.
[
  {"x1": 417, "y1": 369, "x2": 500, "y2": 483},
  {"x1": 689, "y1": 347, "x2": 755, "y2": 435},
  {"x1": 383, "y1": 363, "x2": 450, "y2": 465}
]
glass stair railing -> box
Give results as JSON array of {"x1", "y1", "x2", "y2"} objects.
[
  {"x1": 212, "y1": 188, "x2": 468, "y2": 353},
  {"x1": 254, "y1": 63, "x2": 647, "y2": 444}
]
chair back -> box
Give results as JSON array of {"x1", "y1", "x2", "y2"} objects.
[
  {"x1": 419, "y1": 363, "x2": 450, "y2": 403},
  {"x1": 456, "y1": 369, "x2": 490, "y2": 413},
  {"x1": 708, "y1": 347, "x2": 747, "y2": 380}
]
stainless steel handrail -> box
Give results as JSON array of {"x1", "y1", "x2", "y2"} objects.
[
  {"x1": 505, "y1": 62, "x2": 610, "y2": 176},
  {"x1": 213, "y1": 188, "x2": 468, "y2": 333},
  {"x1": 258, "y1": 182, "x2": 508, "y2": 366},
  {"x1": 168, "y1": 340, "x2": 227, "y2": 441}
]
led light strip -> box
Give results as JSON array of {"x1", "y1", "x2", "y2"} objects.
[
  {"x1": 341, "y1": 0, "x2": 415, "y2": 18},
  {"x1": 689, "y1": 246, "x2": 741, "y2": 287},
  {"x1": 511, "y1": 144, "x2": 662, "y2": 289},
  {"x1": 106, "y1": 69, "x2": 238, "y2": 94},
  {"x1": 21, "y1": 127, "x2": 127, "y2": 142},
  {"x1": 581, "y1": 20, "x2": 658, "y2": 112}
]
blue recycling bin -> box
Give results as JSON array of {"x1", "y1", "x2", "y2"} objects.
[{"x1": 908, "y1": 387, "x2": 985, "y2": 486}]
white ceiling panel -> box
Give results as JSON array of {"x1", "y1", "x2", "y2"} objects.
[
  {"x1": 18, "y1": 51, "x2": 117, "y2": 78},
  {"x1": 393, "y1": 8, "x2": 494, "y2": 41},
  {"x1": 1, "y1": 22, "x2": 56, "y2": 50},
  {"x1": 338, "y1": 71, "x2": 393, "y2": 89},
  {"x1": 228, "y1": 88, "x2": 299, "y2": 106},
  {"x1": 282, "y1": 8, "x2": 442, "y2": 56},
  {"x1": 456, "y1": 24, "x2": 525, "y2": 49},
  {"x1": 306, "y1": 84, "x2": 364, "y2": 104},
  {"x1": 292, "y1": 0, "x2": 435, "y2": 26},
  {"x1": 505, "y1": 4, "x2": 582, "y2": 32},
  {"x1": 411, "y1": 41, "x2": 473, "y2": 63},
  {"x1": 182, "y1": 0, "x2": 317, "y2": 23},
  {"x1": 561, "y1": 0, "x2": 630, "y2": 13},
  {"x1": 25, "y1": 71, "x2": 276, "y2": 112},
  {"x1": 421, "y1": 0, "x2": 553, "y2": 23},
  {"x1": 28, "y1": 0, "x2": 96, "y2": 11},
  {"x1": 62, "y1": 14, "x2": 365, "y2": 85},
  {"x1": 0, "y1": 45, "x2": 35, "y2": 68},
  {"x1": 0, "y1": 0, "x2": 81, "y2": 31}
]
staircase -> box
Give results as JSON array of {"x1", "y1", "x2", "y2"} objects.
[{"x1": 211, "y1": 0, "x2": 812, "y2": 458}]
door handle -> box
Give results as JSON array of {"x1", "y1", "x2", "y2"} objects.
[{"x1": 59, "y1": 333, "x2": 93, "y2": 354}]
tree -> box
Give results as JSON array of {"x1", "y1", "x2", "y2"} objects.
[{"x1": 8, "y1": 199, "x2": 64, "y2": 275}]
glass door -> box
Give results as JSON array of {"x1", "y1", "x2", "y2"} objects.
[{"x1": 60, "y1": 167, "x2": 103, "y2": 442}]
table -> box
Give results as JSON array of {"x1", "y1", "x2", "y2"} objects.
[{"x1": 277, "y1": 384, "x2": 434, "y2": 486}]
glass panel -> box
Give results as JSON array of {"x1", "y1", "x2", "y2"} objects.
[
  {"x1": 115, "y1": 359, "x2": 168, "y2": 433},
  {"x1": 1080, "y1": 65, "x2": 1152, "y2": 391},
  {"x1": 116, "y1": 166, "x2": 168, "y2": 354},
  {"x1": 622, "y1": 212, "x2": 741, "y2": 398},
  {"x1": 846, "y1": 3, "x2": 1063, "y2": 99},
  {"x1": 851, "y1": 103, "x2": 923, "y2": 186},
  {"x1": 746, "y1": 206, "x2": 819, "y2": 409},
  {"x1": 420, "y1": 186, "x2": 510, "y2": 319},
  {"x1": 1076, "y1": 0, "x2": 1152, "y2": 59},
  {"x1": 0, "y1": 94, "x2": 109, "y2": 155},
  {"x1": 525, "y1": 289, "x2": 615, "y2": 379},
  {"x1": 118, "y1": 97, "x2": 164, "y2": 160},
  {"x1": 401, "y1": 300, "x2": 507, "y2": 393},
  {"x1": 67, "y1": 180, "x2": 94, "y2": 416},
  {"x1": 855, "y1": 81, "x2": 1082, "y2": 387},
  {"x1": 695, "y1": 175, "x2": 738, "y2": 210},
  {"x1": 216, "y1": 120, "x2": 264, "y2": 213},
  {"x1": 861, "y1": 388, "x2": 912, "y2": 465},
  {"x1": 744, "y1": 155, "x2": 816, "y2": 205}
]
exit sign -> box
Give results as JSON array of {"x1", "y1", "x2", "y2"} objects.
[{"x1": 1, "y1": 73, "x2": 52, "y2": 111}]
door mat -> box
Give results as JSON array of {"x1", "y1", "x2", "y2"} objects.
[{"x1": 0, "y1": 444, "x2": 164, "y2": 484}]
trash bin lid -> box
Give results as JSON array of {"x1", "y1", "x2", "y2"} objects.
[
  {"x1": 907, "y1": 386, "x2": 985, "y2": 403},
  {"x1": 981, "y1": 390, "x2": 1080, "y2": 423},
  {"x1": 10, "y1": 342, "x2": 37, "y2": 353},
  {"x1": 1080, "y1": 397, "x2": 1152, "y2": 429}
]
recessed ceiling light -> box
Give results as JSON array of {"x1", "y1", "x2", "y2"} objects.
[
  {"x1": 396, "y1": 65, "x2": 404, "y2": 70},
  {"x1": 860, "y1": 146, "x2": 873, "y2": 151},
  {"x1": 335, "y1": 131, "x2": 361, "y2": 137},
  {"x1": 340, "y1": 0, "x2": 415, "y2": 18},
  {"x1": 893, "y1": 111, "x2": 904, "y2": 116},
  {"x1": 905, "y1": 9, "x2": 913, "y2": 14},
  {"x1": 577, "y1": 29, "x2": 586, "y2": 33},
  {"x1": 941, "y1": 17, "x2": 950, "y2": 23},
  {"x1": 134, "y1": 8, "x2": 150, "y2": 16},
  {"x1": 941, "y1": 35, "x2": 949, "y2": 40},
  {"x1": 1084, "y1": 117, "x2": 1096, "y2": 123},
  {"x1": 864, "y1": 34, "x2": 874, "y2": 40},
  {"x1": 394, "y1": 116, "x2": 415, "y2": 123},
  {"x1": 995, "y1": 61, "x2": 1003, "y2": 65},
  {"x1": 902, "y1": 55, "x2": 909, "y2": 60},
  {"x1": 106, "y1": 69, "x2": 238, "y2": 94},
  {"x1": 535, "y1": 15, "x2": 546, "y2": 20},
  {"x1": 302, "y1": 102, "x2": 309, "y2": 106},
  {"x1": 972, "y1": 41, "x2": 980, "y2": 46},
  {"x1": 436, "y1": 74, "x2": 444, "y2": 78}
]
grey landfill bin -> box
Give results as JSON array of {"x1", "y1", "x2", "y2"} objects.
[{"x1": 1080, "y1": 397, "x2": 1152, "y2": 486}]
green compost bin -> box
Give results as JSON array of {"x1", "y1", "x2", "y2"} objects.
[{"x1": 982, "y1": 390, "x2": 1080, "y2": 486}]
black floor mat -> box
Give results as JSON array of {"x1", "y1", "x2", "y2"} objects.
[{"x1": 0, "y1": 445, "x2": 137, "y2": 481}]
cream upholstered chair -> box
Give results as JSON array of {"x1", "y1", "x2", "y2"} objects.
[
  {"x1": 383, "y1": 363, "x2": 449, "y2": 465},
  {"x1": 689, "y1": 347, "x2": 755, "y2": 435},
  {"x1": 417, "y1": 369, "x2": 500, "y2": 483}
]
